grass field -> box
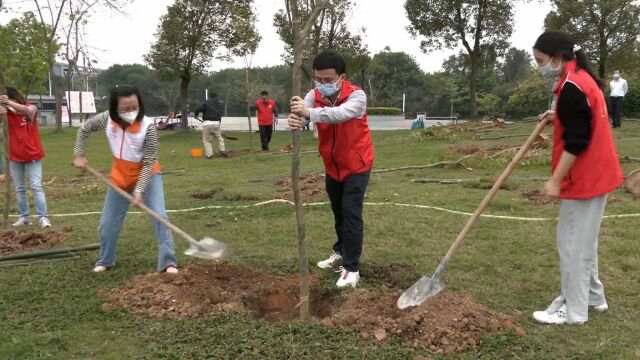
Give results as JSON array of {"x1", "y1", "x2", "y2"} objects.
[{"x1": 0, "y1": 121, "x2": 639, "y2": 359}]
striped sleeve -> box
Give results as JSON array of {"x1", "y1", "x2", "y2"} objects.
[
  {"x1": 134, "y1": 123, "x2": 159, "y2": 194},
  {"x1": 74, "y1": 111, "x2": 109, "y2": 156}
]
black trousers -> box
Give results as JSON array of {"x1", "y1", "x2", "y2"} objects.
[
  {"x1": 610, "y1": 96, "x2": 624, "y2": 128},
  {"x1": 259, "y1": 125, "x2": 273, "y2": 150},
  {"x1": 325, "y1": 170, "x2": 370, "y2": 272}
]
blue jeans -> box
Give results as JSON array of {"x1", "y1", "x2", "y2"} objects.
[
  {"x1": 9, "y1": 160, "x2": 48, "y2": 219},
  {"x1": 96, "y1": 174, "x2": 177, "y2": 272}
]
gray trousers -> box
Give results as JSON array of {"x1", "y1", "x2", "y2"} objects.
[{"x1": 545, "y1": 195, "x2": 608, "y2": 323}]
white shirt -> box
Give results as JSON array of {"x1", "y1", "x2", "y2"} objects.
[{"x1": 610, "y1": 78, "x2": 628, "y2": 97}]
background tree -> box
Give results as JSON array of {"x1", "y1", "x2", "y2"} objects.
[
  {"x1": 0, "y1": 12, "x2": 56, "y2": 95},
  {"x1": 405, "y1": 0, "x2": 517, "y2": 118},
  {"x1": 145, "y1": 0, "x2": 258, "y2": 130},
  {"x1": 545, "y1": 0, "x2": 640, "y2": 78}
]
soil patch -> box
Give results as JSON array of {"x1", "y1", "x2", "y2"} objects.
[
  {"x1": 102, "y1": 264, "x2": 525, "y2": 355},
  {"x1": 100, "y1": 264, "x2": 329, "y2": 322},
  {"x1": 0, "y1": 227, "x2": 71, "y2": 255},
  {"x1": 190, "y1": 187, "x2": 224, "y2": 200},
  {"x1": 522, "y1": 189, "x2": 549, "y2": 206},
  {"x1": 213, "y1": 150, "x2": 252, "y2": 158},
  {"x1": 322, "y1": 289, "x2": 526, "y2": 355},
  {"x1": 275, "y1": 174, "x2": 325, "y2": 201},
  {"x1": 447, "y1": 144, "x2": 513, "y2": 157}
]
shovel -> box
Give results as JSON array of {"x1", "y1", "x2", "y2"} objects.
[
  {"x1": 397, "y1": 118, "x2": 550, "y2": 309},
  {"x1": 83, "y1": 164, "x2": 232, "y2": 261}
]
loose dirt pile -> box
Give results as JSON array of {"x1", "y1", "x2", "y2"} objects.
[
  {"x1": 100, "y1": 264, "x2": 329, "y2": 322},
  {"x1": 190, "y1": 187, "x2": 224, "y2": 200},
  {"x1": 322, "y1": 289, "x2": 525, "y2": 355},
  {"x1": 190, "y1": 188, "x2": 259, "y2": 201},
  {"x1": 522, "y1": 189, "x2": 548, "y2": 205},
  {"x1": 101, "y1": 263, "x2": 525, "y2": 355},
  {"x1": 275, "y1": 174, "x2": 324, "y2": 201},
  {"x1": 0, "y1": 228, "x2": 71, "y2": 255}
]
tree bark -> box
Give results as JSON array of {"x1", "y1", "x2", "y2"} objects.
[
  {"x1": 180, "y1": 76, "x2": 190, "y2": 131},
  {"x1": 0, "y1": 70, "x2": 10, "y2": 227},
  {"x1": 469, "y1": 54, "x2": 479, "y2": 119},
  {"x1": 55, "y1": 87, "x2": 63, "y2": 131},
  {"x1": 245, "y1": 67, "x2": 254, "y2": 152}
]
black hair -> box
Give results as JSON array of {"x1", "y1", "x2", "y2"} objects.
[
  {"x1": 109, "y1": 85, "x2": 145, "y2": 126},
  {"x1": 5, "y1": 87, "x2": 27, "y2": 105},
  {"x1": 260, "y1": 91, "x2": 269, "y2": 96},
  {"x1": 313, "y1": 51, "x2": 347, "y2": 75},
  {"x1": 534, "y1": 31, "x2": 604, "y2": 88}
]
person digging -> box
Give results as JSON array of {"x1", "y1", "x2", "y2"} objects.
[
  {"x1": 288, "y1": 51, "x2": 373, "y2": 288},
  {"x1": 73, "y1": 85, "x2": 178, "y2": 274}
]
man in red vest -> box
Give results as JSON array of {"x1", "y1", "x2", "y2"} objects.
[
  {"x1": 251, "y1": 91, "x2": 278, "y2": 151},
  {"x1": 288, "y1": 51, "x2": 374, "y2": 288}
]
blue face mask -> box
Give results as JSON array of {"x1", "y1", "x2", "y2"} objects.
[
  {"x1": 538, "y1": 58, "x2": 562, "y2": 78},
  {"x1": 316, "y1": 78, "x2": 341, "y2": 97}
]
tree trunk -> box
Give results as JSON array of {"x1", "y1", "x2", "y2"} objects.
[
  {"x1": 55, "y1": 87, "x2": 63, "y2": 131},
  {"x1": 0, "y1": 70, "x2": 10, "y2": 227},
  {"x1": 180, "y1": 77, "x2": 190, "y2": 131},
  {"x1": 65, "y1": 73, "x2": 73, "y2": 127},
  {"x1": 469, "y1": 55, "x2": 479, "y2": 119},
  {"x1": 245, "y1": 67, "x2": 254, "y2": 152}
]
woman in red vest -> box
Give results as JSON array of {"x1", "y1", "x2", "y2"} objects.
[
  {"x1": 0, "y1": 87, "x2": 51, "y2": 228},
  {"x1": 531, "y1": 31, "x2": 623, "y2": 325}
]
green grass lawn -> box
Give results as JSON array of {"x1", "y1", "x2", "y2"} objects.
[{"x1": 1, "y1": 122, "x2": 639, "y2": 359}]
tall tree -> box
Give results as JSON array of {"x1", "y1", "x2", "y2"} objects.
[
  {"x1": 0, "y1": 0, "x2": 10, "y2": 226},
  {"x1": 502, "y1": 47, "x2": 533, "y2": 84},
  {"x1": 365, "y1": 50, "x2": 426, "y2": 110},
  {"x1": 287, "y1": 0, "x2": 328, "y2": 320},
  {"x1": 545, "y1": 0, "x2": 640, "y2": 78},
  {"x1": 145, "y1": 0, "x2": 257, "y2": 131},
  {"x1": 0, "y1": 13, "x2": 56, "y2": 95},
  {"x1": 405, "y1": 0, "x2": 517, "y2": 118}
]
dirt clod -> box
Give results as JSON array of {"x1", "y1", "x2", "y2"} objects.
[
  {"x1": 0, "y1": 229, "x2": 69, "y2": 255},
  {"x1": 190, "y1": 187, "x2": 224, "y2": 200},
  {"x1": 275, "y1": 174, "x2": 324, "y2": 201}
]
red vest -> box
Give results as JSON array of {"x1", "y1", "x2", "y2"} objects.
[
  {"x1": 255, "y1": 99, "x2": 275, "y2": 126},
  {"x1": 7, "y1": 104, "x2": 45, "y2": 162},
  {"x1": 552, "y1": 61, "x2": 623, "y2": 199},
  {"x1": 314, "y1": 81, "x2": 374, "y2": 182}
]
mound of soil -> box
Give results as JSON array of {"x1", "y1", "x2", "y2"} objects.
[
  {"x1": 100, "y1": 264, "x2": 328, "y2": 322},
  {"x1": 101, "y1": 264, "x2": 525, "y2": 355},
  {"x1": 360, "y1": 262, "x2": 421, "y2": 289},
  {"x1": 190, "y1": 188, "x2": 259, "y2": 202},
  {"x1": 0, "y1": 227, "x2": 71, "y2": 255},
  {"x1": 322, "y1": 289, "x2": 526, "y2": 355},
  {"x1": 275, "y1": 174, "x2": 325, "y2": 201},
  {"x1": 522, "y1": 189, "x2": 549, "y2": 206}
]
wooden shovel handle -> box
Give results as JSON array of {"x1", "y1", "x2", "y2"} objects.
[
  {"x1": 431, "y1": 119, "x2": 550, "y2": 278},
  {"x1": 83, "y1": 164, "x2": 198, "y2": 244}
]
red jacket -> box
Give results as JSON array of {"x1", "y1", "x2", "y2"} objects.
[
  {"x1": 314, "y1": 81, "x2": 374, "y2": 182},
  {"x1": 552, "y1": 61, "x2": 623, "y2": 199},
  {"x1": 7, "y1": 104, "x2": 45, "y2": 162},
  {"x1": 255, "y1": 99, "x2": 276, "y2": 126}
]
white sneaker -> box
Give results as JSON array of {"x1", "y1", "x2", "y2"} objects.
[
  {"x1": 165, "y1": 266, "x2": 179, "y2": 274},
  {"x1": 12, "y1": 217, "x2": 30, "y2": 227},
  {"x1": 532, "y1": 309, "x2": 568, "y2": 325},
  {"x1": 336, "y1": 266, "x2": 359, "y2": 288},
  {"x1": 592, "y1": 302, "x2": 608, "y2": 312},
  {"x1": 39, "y1": 217, "x2": 52, "y2": 229},
  {"x1": 93, "y1": 265, "x2": 108, "y2": 273},
  {"x1": 317, "y1": 251, "x2": 342, "y2": 269}
]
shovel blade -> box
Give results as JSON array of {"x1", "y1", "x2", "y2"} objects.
[
  {"x1": 397, "y1": 275, "x2": 445, "y2": 309},
  {"x1": 183, "y1": 237, "x2": 232, "y2": 261}
]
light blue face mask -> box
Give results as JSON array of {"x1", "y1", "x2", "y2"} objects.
[
  {"x1": 538, "y1": 58, "x2": 562, "y2": 78},
  {"x1": 316, "y1": 78, "x2": 341, "y2": 97}
]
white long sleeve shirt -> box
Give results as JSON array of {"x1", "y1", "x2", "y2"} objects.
[{"x1": 610, "y1": 78, "x2": 628, "y2": 97}]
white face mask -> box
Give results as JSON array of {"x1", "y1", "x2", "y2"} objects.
[
  {"x1": 120, "y1": 111, "x2": 138, "y2": 124},
  {"x1": 613, "y1": 73, "x2": 621, "y2": 80}
]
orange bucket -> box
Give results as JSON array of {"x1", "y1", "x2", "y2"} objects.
[{"x1": 190, "y1": 148, "x2": 204, "y2": 158}]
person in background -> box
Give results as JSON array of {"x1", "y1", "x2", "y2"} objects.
[
  {"x1": 194, "y1": 92, "x2": 228, "y2": 159},
  {"x1": 288, "y1": 51, "x2": 373, "y2": 288},
  {"x1": 609, "y1": 69, "x2": 628, "y2": 129},
  {"x1": 0, "y1": 87, "x2": 51, "y2": 228},
  {"x1": 73, "y1": 85, "x2": 178, "y2": 274},
  {"x1": 250, "y1": 91, "x2": 278, "y2": 151},
  {"x1": 531, "y1": 31, "x2": 622, "y2": 325}
]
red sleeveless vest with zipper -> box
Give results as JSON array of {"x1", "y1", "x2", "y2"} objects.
[
  {"x1": 552, "y1": 61, "x2": 623, "y2": 199},
  {"x1": 313, "y1": 81, "x2": 374, "y2": 182}
]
